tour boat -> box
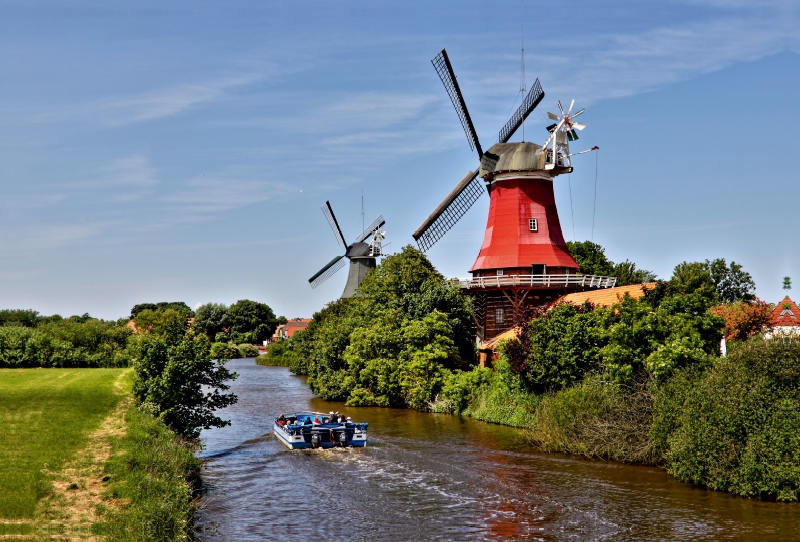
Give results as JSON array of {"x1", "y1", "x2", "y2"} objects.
[{"x1": 273, "y1": 412, "x2": 368, "y2": 449}]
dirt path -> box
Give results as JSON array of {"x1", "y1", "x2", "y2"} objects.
[{"x1": 5, "y1": 372, "x2": 131, "y2": 541}]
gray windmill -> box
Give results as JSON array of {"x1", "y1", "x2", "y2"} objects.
[{"x1": 308, "y1": 201, "x2": 386, "y2": 299}]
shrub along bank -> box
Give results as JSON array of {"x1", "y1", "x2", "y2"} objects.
[
  {"x1": 97, "y1": 403, "x2": 202, "y2": 541},
  {"x1": 0, "y1": 315, "x2": 133, "y2": 368}
]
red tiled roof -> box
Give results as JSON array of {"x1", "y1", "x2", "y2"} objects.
[
  {"x1": 768, "y1": 296, "x2": 800, "y2": 328},
  {"x1": 283, "y1": 319, "x2": 311, "y2": 338},
  {"x1": 554, "y1": 282, "x2": 656, "y2": 308}
]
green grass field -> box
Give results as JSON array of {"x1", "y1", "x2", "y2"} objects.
[{"x1": 0, "y1": 368, "x2": 125, "y2": 519}]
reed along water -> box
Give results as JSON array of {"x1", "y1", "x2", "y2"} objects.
[{"x1": 197, "y1": 358, "x2": 800, "y2": 541}]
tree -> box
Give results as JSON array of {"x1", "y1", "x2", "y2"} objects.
[
  {"x1": 133, "y1": 309, "x2": 189, "y2": 336},
  {"x1": 193, "y1": 303, "x2": 230, "y2": 341},
  {"x1": 566, "y1": 241, "x2": 614, "y2": 276},
  {"x1": 297, "y1": 245, "x2": 475, "y2": 409},
  {"x1": 670, "y1": 261, "x2": 716, "y2": 299},
  {"x1": 0, "y1": 309, "x2": 41, "y2": 328},
  {"x1": 670, "y1": 259, "x2": 756, "y2": 303},
  {"x1": 505, "y1": 302, "x2": 605, "y2": 393},
  {"x1": 707, "y1": 258, "x2": 756, "y2": 303},
  {"x1": 131, "y1": 316, "x2": 237, "y2": 439},
  {"x1": 709, "y1": 299, "x2": 773, "y2": 341},
  {"x1": 612, "y1": 260, "x2": 657, "y2": 286},
  {"x1": 566, "y1": 241, "x2": 656, "y2": 285},
  {"x1": 227, "y1": 300, "x2": 278, "y2": 344},
  {"x1": 130, "y1": 302, "x2": 193, "y2": 319}
]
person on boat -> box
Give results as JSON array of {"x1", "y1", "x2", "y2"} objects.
[
  {"x1": 277, "y1": 414, "x2": 286, "y2": 426},
  {"x1": 313, "y1": 416, "x2": 322, "y2": 424}
]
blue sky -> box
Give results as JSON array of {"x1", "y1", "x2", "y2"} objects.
[{"x1": 1, "y1": 0, "x2": 798, "y2": 319}]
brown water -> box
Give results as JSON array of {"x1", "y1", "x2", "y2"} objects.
[{"x1": 196, "y1": 359, "x2": 800, "y2": 541}]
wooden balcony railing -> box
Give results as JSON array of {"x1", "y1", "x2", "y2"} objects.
[{"x1": 456, "y1": 274, "x2": 617, "y2": 290}]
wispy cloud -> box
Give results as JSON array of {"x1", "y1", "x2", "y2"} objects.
[
  {"x1": 548, "y1": 15, "x2": 799, "y2": 103},
  {"x1": 263, "y1": 91, "x2": 459, "y2": 188},
  {"x1": 0, "y1": 223, "x2": 106, "y2": 251},
  {"x1": 8, "y1": 72, "x2": 266, "y2": 128},
  {"x1": 72, "y1": 154, "x2": 160, "y2": 202},
  {"x1": 160, "y1": 175, "x2": 295, "y2": 215},
  {"x1": 96, "y1": 74, "x2": 264, "y2": 126}
]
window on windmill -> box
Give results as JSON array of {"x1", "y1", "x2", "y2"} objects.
[
  {"x1": 496, "y1": 308, "x2": 505, "y2": 325},
  {"x1": 529, "y1": 219, "x2": 538, "y2": 232},
  {"x1": 497, "y1": 269, "x2": 504, "y2": 276}
]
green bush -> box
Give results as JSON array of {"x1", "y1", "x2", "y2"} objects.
[
  {"x1": 256, "y1": 338, "x2": 295, "y2": 367},
  {"x1": 0, "y1": 318, "x2": 132, "y2": 368},
  {"x1": 505, "y1": 302, "x2": 605, "y2": 393},
  {"x1": 210, "y1": 342, "x2": 239, "y2": 361},
  {"x1": 530, "y1": 376, "x2": 655, "y2": 463},
  {"x1": 656, "y1": 338, "x2": 800, "y2": 501},
  {"x1": 237, "y1": 344, "x2": 260, "y2": 358},
  {"x1": 442, "y1": 358, "x2": 539, "y2": 428}
]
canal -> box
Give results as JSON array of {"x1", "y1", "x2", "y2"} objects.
[{"x1": 196, "y1": 358, "x2": 799, "y2": 541}]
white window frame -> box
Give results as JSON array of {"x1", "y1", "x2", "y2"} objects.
[
  {"x1": 529, "y1": 218, "x2": 538, "y2": 232},
  {"x1": 496, "y1": 269, "x2": 504, "y2": 276},
  {"x1": 496, "y1": 308, "x2": 505, "y2": 325}
]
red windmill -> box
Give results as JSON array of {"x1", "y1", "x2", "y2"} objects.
[{"x1": 413, "y1": 49, "x2": 614, "y2": 341}]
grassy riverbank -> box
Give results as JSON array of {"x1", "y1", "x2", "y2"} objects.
[
  {"x1": 0, "y1": 368, "x2": 124, "y2": 522},
  {"x1": 255, "y1": 353, "x2": 288, "y2": 366},
  {"x1": 0, "y1": 368, "x2": 201, "y2": 540}
]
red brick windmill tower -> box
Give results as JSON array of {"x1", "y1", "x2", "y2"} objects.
[{"x1": 413, "y1": 49, "x2": 614, "y2": 341}]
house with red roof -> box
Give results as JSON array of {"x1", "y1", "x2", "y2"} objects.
[
  {"x1": 267, "y1": 318, "x2": 311, "y2": 345},
  {"x1": 765, "y1": 296, "x2": 800, "y2": 338}
]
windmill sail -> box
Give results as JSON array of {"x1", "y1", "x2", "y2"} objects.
[
  {"x1": 322, "y1": 201, "x2": 346, "y2": 247},
  {"x1": 412, "y1": 170, "x2": 484, "y2": 252},
  {"x1": 498, "y1": 78, "x2": 544, "y2": 143},
  {"x1": 354, "y1": 215, "x2": 385, "y2": 243},
  {"x1": 308, "y1": 255, "x2": 347, "y2": 289},
  {"x1": 432, "y1": 49, "x2": 483, "y2": 157}
]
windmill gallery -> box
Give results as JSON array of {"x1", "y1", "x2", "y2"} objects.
[{"x1": 310, "y1": 48, "x2": 610, "y2": 343}]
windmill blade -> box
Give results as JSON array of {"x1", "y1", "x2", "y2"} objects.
[
  {"x1": 321, "y1": 201, "x2": 346, "y2": 247},
  {"x1": 308, "y1": 255, "x2": 347, "y2": 289},
  {"x1": 547, "y1": 111, "x2": 559, "y2": 121},
  {"x1": 572, "y1": 122, "x2": 586, "y2": 131},
  {"x1": 432, "y1": 49, "x2": 483, "y2": 157},
  {"x1": 413, "y1": 170, "x2": 484, "y2": 252},
  {"x1": 557, "y1": 101, "x2": 564, "y2": 115},
  {"x1": 572, "y1": 108, "x2": 585, "y2": 119},
  {"x1": 567, "y1": 99, "x2": 575, "y2": 115},
  {"x1": 354, "y1": 215, "x2": 385, "y2": 243},
  {"x1": 498, "y1": 78, "x2": 545, "y2": 143}
]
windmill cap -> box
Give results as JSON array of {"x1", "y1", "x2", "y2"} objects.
[
  {"x1": 480, "y1": 141, "x2": 567, "y2": 179},
  {"x1": 345, "y1": 242, "x2": 372, "y2": 258}
]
